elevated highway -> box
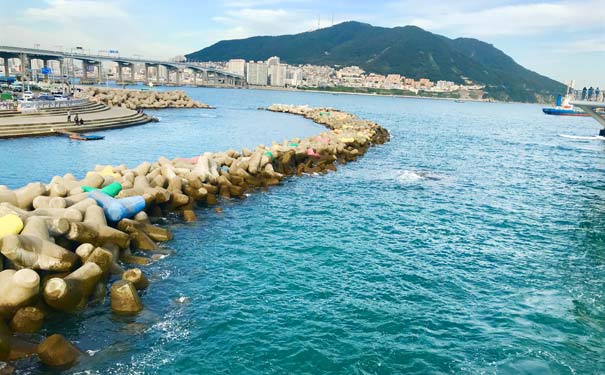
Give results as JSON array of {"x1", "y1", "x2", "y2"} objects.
[{"x1": 0, "y1": 45, "x2": 244, "y2": 87}]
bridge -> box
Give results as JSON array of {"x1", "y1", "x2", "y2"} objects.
[{"x1": 0, "y1": 45, "x2": 245, "y2": 87}]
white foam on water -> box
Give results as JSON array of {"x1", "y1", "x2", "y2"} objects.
[
  {"x1": 397, "y1": 170, "x2": 425, "y2": 183},
  {"x1": 559, "y1": 134, "x2": 605, "y2": 141}
]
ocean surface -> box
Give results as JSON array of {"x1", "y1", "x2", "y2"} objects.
[{"x1": 1, "y1": 87, "x2": 604, "y2": 374}]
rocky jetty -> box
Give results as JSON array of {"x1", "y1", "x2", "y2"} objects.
[
  {"x1": 76, "y1": 87, "x2": 212, "y2": 110},
  {"x1": 0, "y1": 105, "x2": 388, "y2": 370}
]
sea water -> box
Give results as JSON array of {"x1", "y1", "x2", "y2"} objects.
[{"x1": 1, "y1": 88, "x2": 604, "y2": 374}]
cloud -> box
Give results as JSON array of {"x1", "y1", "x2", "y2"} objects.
[
  {"x1": 0, "y1": 0, "x2": 190, "y2": 59},
  {"x1": 213, "y1": 8, "x2": 319, "y2": 37},
  {"x1": 400, "y1": 0, "x2": 605, "y2": 37},
  {"x1": 223, "y1": 0, "x2": 313, "y2": 7},
  {"x1": 24, "y1": 0, "x2": 130, "y2": 23},
  {"x1": 555, "y1": 37, "x2": 605, "y2": 53}
]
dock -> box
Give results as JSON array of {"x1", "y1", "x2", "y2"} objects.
[{"x1": 569, "y1": 99, "x2": 605, "y2": 130}]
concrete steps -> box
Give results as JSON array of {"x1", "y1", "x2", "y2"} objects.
[
  {"x1": 0, "y1": 110, "x2": 20, "y2": 117},
  {"x1": 0, "y1": 102, "x2": 109, "y2": 118},
  {"x1": 0, "y1": 112, "x2": 153, "y2": 139}
]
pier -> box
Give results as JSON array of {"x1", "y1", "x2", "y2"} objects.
[
  {"x1": 569, "y1": 99, "x2": 605, "y2": 130},
  {"x1": 0, "y1": 46, "x2": 245, "y2": 87}
]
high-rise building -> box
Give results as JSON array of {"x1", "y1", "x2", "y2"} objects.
[
  {"x1": 267, "y1": 56, "x2": 280, "y2": 66},
  {"x1": 268, "y1": 64, "x2": 286, "y2": 87},
  {"x1": 226, "y1": 59, "x2": 246, "y2": 76},
  {"x1": 285, "y1": 66, "x2": 303, "y2": 87},
  {"x1": 246, "y1": 61, "x2": 268, "y2": 85}
]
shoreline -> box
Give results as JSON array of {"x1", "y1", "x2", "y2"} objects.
[
  {"x1": 250, "y1": 85, "x2": 489, "y2": 103},
  {"x1": 122, "y1": 83, "x2": 544, "y2": 105},
  {"x1": 0, "y1": 104, "x2": 389, "y2": 371}
]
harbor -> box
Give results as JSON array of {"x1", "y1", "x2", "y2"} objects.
[{"x1": 1, "y1": 2, "x2": 604, "y2": 371}]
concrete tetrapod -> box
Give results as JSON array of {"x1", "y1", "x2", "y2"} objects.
[
  {"x1": 110, "y1": 280, "x2": 143, "y2": 314},
  {"x1": 0, "y1": 234, "x2": 78, "y2": 271},
  {"x1": 0, "y1": 183, "x2": 47, "y2": 209},
  {"x1": 37, "y1": 334, "x2": 81, "y2": 369},
  {"x1": 0, "y1": 269, "x2": 40, "y2": 318},
  {"x1": 0, "y1": 335, "x2": 9, "y2": 361},
  {"x1": 66, "y1": 206, "x2": 130, "y2": 249},
  {"x1": 122, "y1": 268, "x2": 149, "y2": 290},
  {"x1": 9, "y1": 307, "x2": 44, "y2": 333},
  {"x1": 88, "y1": 190, "x2": 145, "y2": 222},
  {"x1": 0, "y1": 214, "x2": 24, "y2": 240},
  {"x1": 43, "y1": 263, "x2": 103, "y2": 312}
]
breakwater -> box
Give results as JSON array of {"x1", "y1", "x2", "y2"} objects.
[
  {"x1": 76, "y1": 87, "x2": 212, "y2": 109},
  {"x1": 0, "y1": 105, "x2": 389, "y2": 371}
]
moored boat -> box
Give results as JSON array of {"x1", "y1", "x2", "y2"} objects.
[
  {"x1": 542, "y1": 94, "x2": 588, "y2": 116},
  {"x1": 68, "y1": 133, "x2": 104, "y2": 141}
]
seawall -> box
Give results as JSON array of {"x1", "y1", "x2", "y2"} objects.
[
  {"x1": 0, "y1": 105, "x2": 389, "y2": 370},
  {"x1": 76, "y1": 87, "x2": 213, "y2": 109}
]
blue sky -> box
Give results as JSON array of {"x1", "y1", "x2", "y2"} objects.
[{"x1": 1, "y1": 0, "x2": 603, "y2": 88}]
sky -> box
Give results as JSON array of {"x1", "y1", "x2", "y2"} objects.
[{"x1": 0, "y1": 0, "x2": 603, "y2": 88}]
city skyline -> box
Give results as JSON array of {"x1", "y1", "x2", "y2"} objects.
[{"x1": 1, "y1": 0, "x2": 603, "y2": 88}]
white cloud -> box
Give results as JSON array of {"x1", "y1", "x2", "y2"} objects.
[
  {"x1": 555, "y1": 38, "x2": 605, "y2": 53},
  {"x1": 213, "y1": 8, "x2": 319, "y2": 37},
  {"x1": 24, "y1": 0, "x2": 130, "y2": 23},
  {"x1": 401, "y1": 0, "x2": 605, "y2": 37},
  {"x1": 0, "y1": 0, "x2": 188, "y2": 59},
  {"x1": 223, "y1": 0, "x2": 311, "y2": 7}
]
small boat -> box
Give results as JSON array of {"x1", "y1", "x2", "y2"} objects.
[
  {"x1": 543, "y1": 90, "x2": 590, "y2": 117},
  {"x1": 54, "y1": 129, "x2": 105, "y2": 140},
  {"x1": 542, "y1": 98, "x2": 588, "y2": 116},
  {"x1": 542, "y1": 107, "x2": 589, "y2": 116},
  {"x1": 69, "y1": 133, "x2": 104, "y2": 141},
  {"x1": 543, "y1": 105, "x2": 604, "y2": 117}
]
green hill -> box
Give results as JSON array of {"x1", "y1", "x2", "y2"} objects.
[{"x1": 186, "y1": 21, "x2": 565, "y2": 102}]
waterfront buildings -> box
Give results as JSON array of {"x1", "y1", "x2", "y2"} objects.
[
  {"x1": 226, "y1": 59, "x2": 246, "y2": 77},
  {"x1": 246, "y1": 61, "x2": 268, "y2": 85},
  {"x1": 267, "y1": 56, "x2": 280, "y2": 66},
  {"x1": 268, "y1": 64, "x2": 287, "y2": 87},
  {"x1": 67, "y1": 52, "x2": 481, "y2": 95}
]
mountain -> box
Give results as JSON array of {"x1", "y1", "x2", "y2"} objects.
[{"x1": 186, "y1": 21, "x2": 565, "y2": 102}]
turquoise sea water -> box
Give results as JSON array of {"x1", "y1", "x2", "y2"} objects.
[{"x1": 1, "y1": 87, "x2": 604, "y2": 374}]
